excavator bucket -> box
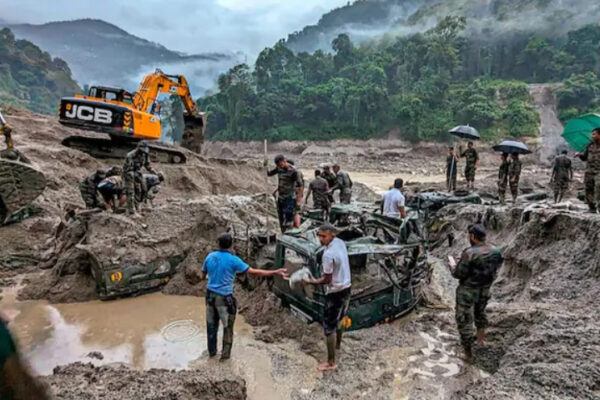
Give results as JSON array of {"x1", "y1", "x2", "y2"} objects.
[
  {"x1": 181, "y1": 113, "x2": 205, "y2": 154},
  {"x1": 0, "y1": 159, "x2": 46, "y2": 224}
]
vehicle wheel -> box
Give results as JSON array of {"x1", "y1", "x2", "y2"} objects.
[{"x1": 169, "y1": 154, "x2": 184, "y2": 164}]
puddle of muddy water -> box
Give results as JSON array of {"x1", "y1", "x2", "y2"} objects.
[{"x1": 0, "y1": 289, "x2": 317, "y2": 400}]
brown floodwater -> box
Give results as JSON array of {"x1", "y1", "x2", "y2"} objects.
[{"x1": 0, "y1": 287, "x2": 317, "y2": 400}]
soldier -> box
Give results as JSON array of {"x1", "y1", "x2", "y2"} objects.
[
  {"x1": 460, "y1": 142, "x2": 479, "y2": 190},
  {"x1": 497, "y1": 153, "x2": 509, "y2": 204},
  {"x1": 446, "y1": 147, "x2": 459, "y2": 192},
  {"x1": 448, "y1": 224, "x2": 503, "y2": 360},
  {"x1": 551, "y1": 150, "x2": 573, "y2": 203},
  {"x1": 330, "y1": 164, "x2": 353, "y2": 204},
  {"x1": 267, "y1": 154, "x2": 304, "y2": 232},
  {"x1": 97, "y1": 171, "x2": 125, "y2": 211},
  {"x1": 0, "y1": 111, "x2": 28, "y2": 163},
  {"x1": 304, "y1": 170, "x2": 331, "y2": 219},
  {"x1": 321, "y1": 165, "x2": 337, "y2": 204},
  {"x1": 122, "y1": 141, "x2": 157, "y2": 215},
  {"x1": 79, "y1": 167, "x2": 117, "y2": 209},
  {"x1": 287, "y1": 159, "x2": 304, "y2": 227},
  {"x1": 508, "y1": 153, "x2": 522, "y2": 203},
  {"x1": 576, "y1": 128, "x2": 600, "y2": 213}
]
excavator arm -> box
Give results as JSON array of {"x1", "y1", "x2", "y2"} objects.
[
  {"x1": 135, "y1": 69, "x2": 204, "y2": 152},
  {"x1": 135, "y1": 69, "x2": 197, "y2": 116}
]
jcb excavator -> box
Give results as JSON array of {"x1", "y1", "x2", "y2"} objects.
[{"x1": 58, "y1": 69, "x2": 205, "y2": 164}]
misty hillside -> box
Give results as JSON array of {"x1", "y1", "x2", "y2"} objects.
[
  {"x1": 3, "y1": 19, "x2": 242, "y2": 95},
  {"x1": 0, "y1": 28, "x2": 81, "y2": 114},
  {"x1": 287, "y1": 0, "x2": 600, "y2": 53}
]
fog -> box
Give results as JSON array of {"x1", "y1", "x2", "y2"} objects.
[{"x1": 1, "y1": 0, "x2": 349, "y2": 57}]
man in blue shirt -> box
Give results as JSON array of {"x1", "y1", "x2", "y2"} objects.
[{"x1": 201, "y1": 233, "x2": 286, "y2": 360}]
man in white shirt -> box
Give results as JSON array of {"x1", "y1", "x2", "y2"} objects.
[
  {"x1": 303, "y1": 223, "x2": 351, "y2": 371},
  {"x1": 381, "y1": 178, "x2": 407, "y2": 218}
]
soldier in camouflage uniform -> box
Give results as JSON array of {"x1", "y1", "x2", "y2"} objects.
[
  {"x1": 79, "y1": 168, "x2": 108, "y2": 209},
  {"x1": 508, "y1": 153, "x2": 522, "y2": 202},
  {"x1": 448, "y1": 224, "x2": 503, "y2": 360},
  {"x1": 551, "y1": 150, "x2": 573, "y2": 203},
  {"x1": 122, "y1": 141, "x2": 157, "y2": 215},
  {"x1": 267, "y1": 154, "x2": 304, "y2": 232},
  {"x1": 577, "y1": 128, "x2": 600, "y2": 213},
  {"x1": 446, "y1": 147, "x2": 458, "y2": 192},
  {"x1": 321, "y1": 165, "x2": 337, "y2": 204},
  {"x1": 330, "y1": 164, "x2": 353, "y2": 204},
  {"x1": 497, "y1": 153, "x2": 509, "y2": 204},
  {"x1": 460, "y1": 142, "x2": 479, "y2": 190},
  {"x1": 304, "y1": 170, "x2": 331, "y2": 219}
]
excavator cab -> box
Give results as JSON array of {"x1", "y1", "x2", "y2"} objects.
[{"x1": 87, "y1": 86, "x2": 134, "y2": 105}]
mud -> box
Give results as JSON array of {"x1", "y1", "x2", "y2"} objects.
[{"x1": 2, "y1": 107, "x2": 599, "y2": 399}]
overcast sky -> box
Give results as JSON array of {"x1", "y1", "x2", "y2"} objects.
[{"x1": 1, "y1": 0, "x2": 349, "y2": 56}]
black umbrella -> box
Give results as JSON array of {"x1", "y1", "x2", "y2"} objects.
[
  {"x1": 492, "y1": 140, "x2": 531, "y2": 154},
  {"x1": 449, "y1": 125, "x2": 480, "y2": 140}
]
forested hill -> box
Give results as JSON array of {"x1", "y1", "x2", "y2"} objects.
[
  {"x1": 0, "y1": 28, "x2": 81, "y2": 114},
  {"x1": 4, "y1": 19, "x2": 241, "y2": 94},
  {"x1": 286, "y1": 0, "x2": 600, "y2": 53},
  {"x1": 199, "y1": 14, "x2": 600, "y2": 143}
]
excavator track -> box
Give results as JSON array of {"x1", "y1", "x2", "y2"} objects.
[
  {"x1": 62, "y1": 136, "x2": 187, "y2": 164},
  {"x1": 0, "y1": 159, "x2": 46, "y2": 224}
]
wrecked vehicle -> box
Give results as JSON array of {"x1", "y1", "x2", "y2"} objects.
[
  {"x1": 0, "y1": 159, "x2": 46, "y2": 224},
  {"x1": 270, "y1": 227, "x2": 432, "y2": 331},
  {"x1": 86, "y1": 250, "x2": 183, "y2": 299}
]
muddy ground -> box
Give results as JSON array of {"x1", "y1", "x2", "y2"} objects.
[{"x1": 1, "y1": 107, "x2": 598, "y2": 399}]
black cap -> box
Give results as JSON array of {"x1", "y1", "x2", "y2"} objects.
[
  {"x1": 274, "y1": 154, "x2": 285, "y2": 165},
  {"x1": 469, "y1": 223, "x2": 487, "y2": 239}
]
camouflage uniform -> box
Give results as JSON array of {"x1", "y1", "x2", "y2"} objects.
[
  {"x1": 309, "y1": 176, "x2": 330, "y2": 212},
  {"x1": 452, "y1": 244, "x2": 503, "y2": 351},
  {"x1": 446, "y1": 155, "x2": 458, "y2": 192},
  {"x1": 579, "y1": 141, "x2": 600, "y2": 211},
  {"x1": 461, "y1": 148, "x2": 479, "y2": 184},
  {"x1": 551, "y1": 154, "x2": 572, "y2": 201},
  {"x1": 79, "y1": 169, "x2": 107, "y2": 209},
  {"x1": 508, "y1": 159, "x2": 522, "y2": 199},
  {"x1": 322, "y1": 170, "x2": 337, "y2": 204},
  {"x1": 332, "y1": 170, "x2": 353, "y2": 204},
  {"x1": 268, "y1": 165, "x2": 303, "y2": 231},
  {"x1": 123, "y1": 148, "x2": 156, "y2": 214},
  {"x1": 497, "y1": 159, "x2": 510, "y2": 203}
]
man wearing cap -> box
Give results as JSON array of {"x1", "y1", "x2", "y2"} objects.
[
  {"x1": 551, "y1": 150, "x2": 573, "y2": 203},
  {"x1": 448, "y1": 224, "x2": 503, "y2": 361},
  {"x1": 267, "y1": 154, "x2": 304, "y2": 232},
  {"x1": 446, "y1": 147, "x2": 459, "y2": 192},
  {"x1": 201, "y1": 233, "x2": 286, "y2": 360},
  {"x1": 321, "y1": 165, "x2": 337, "y2": 204},
  {"x1": 304, "y1": 170, "x2": 331, "y2": 219},
  {"x1": 302, "y1": 223, "x2": 352, "y2": 371},
  {"x1": 330, "y1": 164, "x2": 353, "y2": 204},
  {"x1": 460, "y1": 142, "x2": 479, "y2": 190},
  {"x1": 123, "y1": 141, "x2": 157, "y2": 215}
]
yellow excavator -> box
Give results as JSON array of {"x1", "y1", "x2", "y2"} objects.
[{"x1": 59, "y1": 69, "x2": 205, "y2": 164}]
